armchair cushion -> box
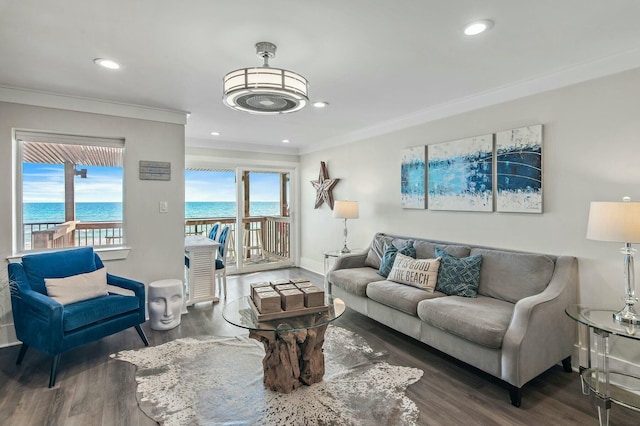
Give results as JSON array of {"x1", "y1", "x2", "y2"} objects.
[
  {"x1": 44, "y1": 267, "x2": 108, "y2": 305},
  {"x1": 63, "y1": 294, "x2": 141, "y2": 332},
  {"x1": 22, "y1": 247, "x2": 97, "y2": 294}
]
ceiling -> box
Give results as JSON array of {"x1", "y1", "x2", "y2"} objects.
[{"x1": 1, "y1": 1, "x2": 640, "y2": 155}]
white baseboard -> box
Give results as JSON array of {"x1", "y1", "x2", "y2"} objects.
[{"x1": 299, "y1": 257, "x2": 323, "y2": 276}]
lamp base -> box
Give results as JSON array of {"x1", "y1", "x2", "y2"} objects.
[
  {"x1": 613, "y1": 303, "x2": 640, "y2": 325},
  {"x1": 340, "y1": 246, "x2": 351, "y2": 254}
]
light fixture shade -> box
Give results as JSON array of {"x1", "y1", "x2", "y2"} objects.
[
  {"x1": 333, "y1": 201, "x2": 359, "y2": 219},
  {"x1": 587, "y1": 201, "x2": 640, "y2": 243},
  {"x1": 222, "y1": 42, "x2": 309, "y2": 115}
]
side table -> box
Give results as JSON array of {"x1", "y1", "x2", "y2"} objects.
[{"x1": 565, "y1": 305, "x2": 640, "y2": 425}]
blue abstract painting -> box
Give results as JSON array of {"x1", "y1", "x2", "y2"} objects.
[
  {"x1": 427, "y1": 134, "x2": 493, "y2": 212},
  {"x1": 496, "y1": 125, "x2": 543, "y2": 213},
  {"x1": 401, "y1": 146, "x2": 426, "y2": 209}
]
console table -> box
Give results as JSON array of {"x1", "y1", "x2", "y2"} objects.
[{"x1": 565, "y1": 305, "x2": 640, "y2": 425}]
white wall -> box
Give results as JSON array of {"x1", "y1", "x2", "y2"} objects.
[
  {"x1": 0, "y1": 102, "x2": 185, "y2": 346},
  {"x1": 299, "y1": 67, "x2": 640, "y2": 367}
]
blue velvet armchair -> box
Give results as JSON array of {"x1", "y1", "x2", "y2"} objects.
[{"x1": 8, "y1": 247, "x2": 148, "y2": 387}]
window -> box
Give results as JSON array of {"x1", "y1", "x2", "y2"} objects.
[{"x1": 14, "y1": 131, "x2": 125, "y2": 252}]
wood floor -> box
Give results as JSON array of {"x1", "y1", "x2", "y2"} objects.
[{"x1": 0, "y1": 268, "x2": 638, "y2": 425}]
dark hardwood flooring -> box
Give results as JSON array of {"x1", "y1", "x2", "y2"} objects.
[{"x1": 0, "y1": 268, "x2": 638, "y2": 425}]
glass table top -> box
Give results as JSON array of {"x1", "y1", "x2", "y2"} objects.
[
  {"x1": 565, "y1": 305, "x2": 640, "y2": 341},
  {"x1": 222, "y1": 296, "x2": 345, "y2": 333}
]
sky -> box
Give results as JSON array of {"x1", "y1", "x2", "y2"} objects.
[
  {"x1": 23, "y1": 164, "x2": 281, "y2": 203},
  {"x1": 184, "y1": 170, "x2": 281, "y2": 202},
  {"x1": 23, "y1": 163, "x2": 123, "y2": 203}
]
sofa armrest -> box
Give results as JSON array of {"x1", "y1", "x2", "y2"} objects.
[
  {"x1": 12, "y1": 287, "x2": 65, "y2": 354},
  {"x1": 330, "y1": 251, "x2": 368, "y2": 272},
  {"x1": 501, "y1": 256, "x2": 578, "y2": 387},
  {"x1": 107, "y1": 273, "x2": 146, "y2": 322}
]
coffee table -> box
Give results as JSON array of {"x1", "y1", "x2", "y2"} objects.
[{"x1": 223, "y1": 295, "x2": 346, "y2": 393}]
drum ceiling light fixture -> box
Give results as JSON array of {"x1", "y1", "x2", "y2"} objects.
[{"x1": 223, "y1": 42, "x2": 309, "y2": 114}]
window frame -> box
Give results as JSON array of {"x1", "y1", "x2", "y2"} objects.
[{"x1": 12, "y1": 129, "x2": 127, "y2": 257}]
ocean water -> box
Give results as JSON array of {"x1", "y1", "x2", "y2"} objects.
[{"x1": 24, "y1": 201, "x2": 280, "y2": 223}]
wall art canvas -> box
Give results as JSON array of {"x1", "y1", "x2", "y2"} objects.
[
  {"x1": 496, "y1": 125, "x2": 543, "y2": 213},
  {"x1": 427, "y1": 134, "x2": 493, "y2": 212},
  {"x1": 400, "y1": 146, "x2": 426, "y2": 209}
]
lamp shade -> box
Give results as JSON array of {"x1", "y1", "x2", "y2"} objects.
[
  {"x1": 333, "y1": 201, "x2": 359, "y2": 219},
  {"x1": 587, "y1": 201, "x2": 640, "y2": 243}
]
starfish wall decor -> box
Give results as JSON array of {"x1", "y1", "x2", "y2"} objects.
[{"x1": 311, "y1": 161, "x2": 339, "y2": 209}]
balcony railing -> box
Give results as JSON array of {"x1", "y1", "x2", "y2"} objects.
[
  {"x1": 184, "y1": 216, "x2": 291, "y2": 263},
  {"x1": 24, "y1": 216, "x2": 291, "y2": 264},
  {"x1": 25, "y1": 221, "x2": 124, "y2": 250}
]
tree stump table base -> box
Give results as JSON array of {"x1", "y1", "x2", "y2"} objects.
[{"x1": 250, "y1": 324, "x2": 328, "y2": 393}]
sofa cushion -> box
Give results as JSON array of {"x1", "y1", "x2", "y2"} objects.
[
  {"x1": 329, "y1": 267, "x2": 384, "y2": 296},
  {"x1": 417, "y1": 295, "x2": 514, "y2": 348},
  {"x1": 45, "y1": 267, "x2": 109, "y2": 305},
  {"x1": 414, "y1": 241, "x2": 471, "y2": 259},
  {"x1": 364, "y1": 233, "x2": 394, "y2": 269},
  {"x1": 388, "y1": 253, "x2": 440, "y2": 292},
  {"x1": 379, "y1": 243, "x2": 416, "y2": 278},
  {"x1": 63, "y1": 294, "x2": 140, "y2": 332},
  {"x1": 22, "y1": 247, "x2": 97, "y2": 295},
  {"x1": 435, "y1": 248, "x2": 482, "y2": 297},
  {"x1": 367, "y1": 280, "x2": 446, "y2": 316},
  {"x1": 471, "y1": 248, "x2": 555, "y2": 303}
]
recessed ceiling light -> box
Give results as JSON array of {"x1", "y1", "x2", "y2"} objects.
[
  {"x1": 312, "y1": 101, "x2": 329, "y2": 108},
  {"x1": 282, "y1": 139, "x2": 290, "y2": 144},
  {"x1": 94, "y1": 58, "x2": 121, "y2": 69},
  {"x1": 464, "y1": 20, "x2": 493, "y2": 36},
  {"x1": 211, "y1": 132, "x2": 220, "y2": 136}
]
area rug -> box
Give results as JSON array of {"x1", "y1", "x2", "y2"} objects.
[{"x1": 112, "y1": 326, "x2": 424, "y2": 425}]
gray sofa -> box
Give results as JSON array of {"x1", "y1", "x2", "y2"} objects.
[{"x1": 328, "y1": 233, "x2": 578, "y2": 407}]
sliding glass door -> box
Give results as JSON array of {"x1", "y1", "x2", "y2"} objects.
[
  {"x1": 185, "y1": 165, "x2": 295, "y2": 274},
  {"x1": 237, "y1": 169, "x2": 293, "y2": 272}
]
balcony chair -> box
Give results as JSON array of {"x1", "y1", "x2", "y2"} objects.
[
  {"x1": 8, "y1": 247, "x2": 148, "y2": 388},
  {"x1": 208, "y1": 221, "x2": 222, "y2": 241},
  {"x1": 215, "y1": 225, "x2": 230, "y2": 298}
]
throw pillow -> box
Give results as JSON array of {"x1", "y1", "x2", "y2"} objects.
[
  {"x1": 45, "y1": 267, "x2": 109, "y2": 305},
  {"x1": 387, "y1": 253, "x2": 440, "y2": 292},
  {"x1": 378, "y1": 243, "x2": 416, "y2": 278},
  {"x1": 434, "y1": 248, "x2": 482, "y2": 298}
]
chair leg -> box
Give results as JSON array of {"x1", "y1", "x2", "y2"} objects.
[
  {"x1": 222, "y1": 272, "x2": 227, "y2": 298},
  {"x1": 16, "y1": 343, "x2": 29, "y2": 365},
  {"x1": 135, "y1": 324, "x2": 150, "y2": 346},
  {"x1": 562, "y1": 356, "x2": 573, "y2": 373},
  {"x1": 508, "y1": 385, "x2": 522, "y2": 407},
  {"x1": 49, "y1": 354, "x2": 61, "y2": 388}
]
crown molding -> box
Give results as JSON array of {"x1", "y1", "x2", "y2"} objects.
[
  {"x1": 186, "y1": 136, "x2": 300, "y2": 156},
  {"x1": 300, "y1": 47, "x2": 640, "y2": 155},
  {"x1": 0, "y1": 85, "x2": 189, "y2": 125}
]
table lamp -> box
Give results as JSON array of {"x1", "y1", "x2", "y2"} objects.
[
  {"x1": 333, "y1": 200, "x2": 359, "y2": 254},
  {"x1": 587, "y1": 197, "x2": 640, "y2": 324}
]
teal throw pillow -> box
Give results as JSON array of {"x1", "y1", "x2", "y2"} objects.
[
  {"x1": 378, "y1": 244, "x2": 416, "y2": 278},
  {"x1": 434, "y1": 248, "x2": 482, "y2": 298}
]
